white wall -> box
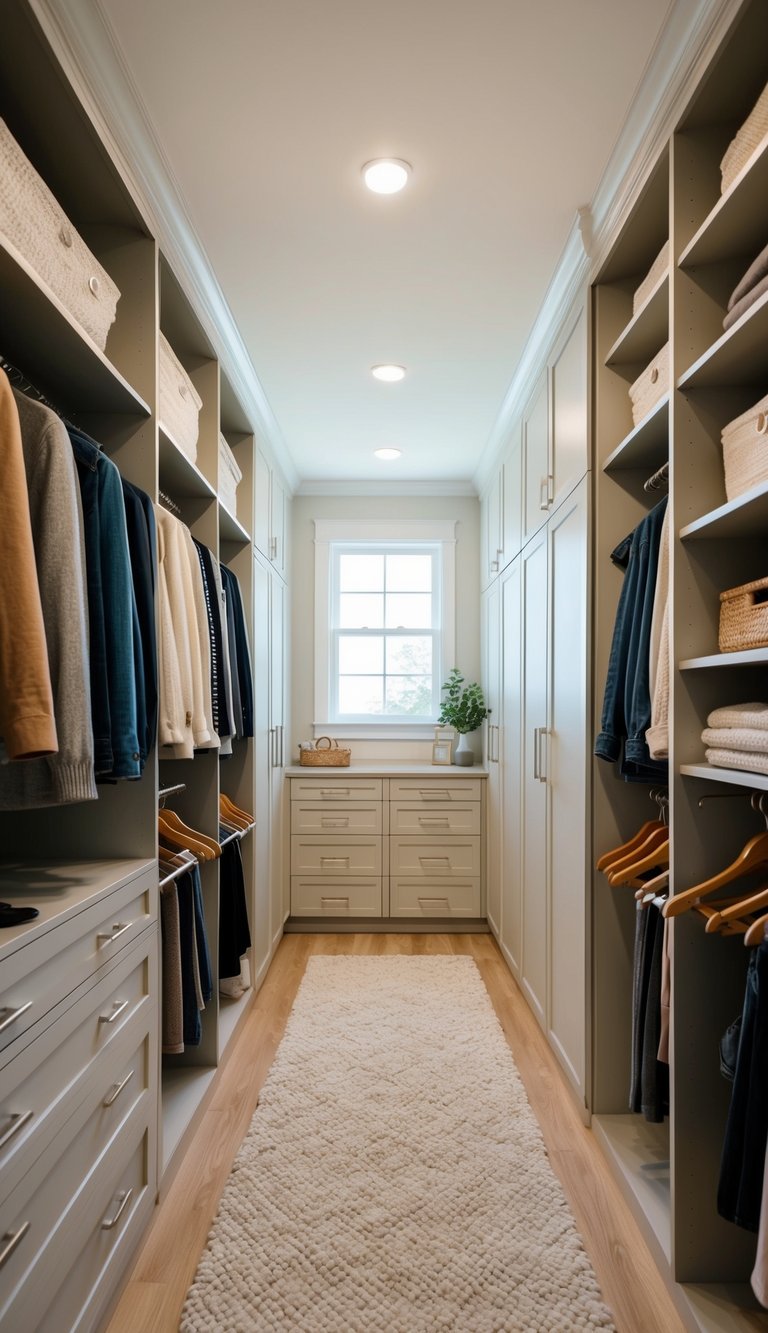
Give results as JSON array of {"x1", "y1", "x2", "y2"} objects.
[{"x1": 290, "y1": 493, "x2": 481, "y2": 762}]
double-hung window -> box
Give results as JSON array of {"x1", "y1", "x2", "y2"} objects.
[{"x1": 314, "y1": 520, "x2": 456, "y2": 737}]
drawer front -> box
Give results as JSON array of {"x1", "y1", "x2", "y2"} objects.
[
  {"x1": 0, "y1": 934, "x2": 156, "y2": 1204},
  {"x1": 390, "y1": 836, "x2": 480, "y2": 878},
  {"x1": 389, "y1": 878, "x2": 482, "y2": 918},
  {"x1": 291, "y1": 803, "x2": 382, "y2": 835},
  {"x1": 0, "y1": 867, "x2": 156, "y2": 1059},
  {"x1": 291, "y1": 836, "x2": 382, "y2": 877},
  {"x1": 388, "y1": 779, "x2": 482, "y2": 803},
  {"x1": 389, "y1": 802, "x2": 481, "y2": 835},
  {"x1": 291, "y1": 878, "x2": 382, "y2": 917},
  {"x1": 291, "y1": 778, "x2": 382, "y2": 802},
  {"x1": 3, "y1": 1110, "x2": 151, "y2": 1333}
]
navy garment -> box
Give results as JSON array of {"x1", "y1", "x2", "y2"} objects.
[
  {"x1": 595, "y1": 497, "x2": 668, "y2": 782},
  {"x1": 177, "y1": 870, "x2": 202, "y2": 1047},
  {"x1": 718, "y1": 942, "x2": 768, "y2": 1231},
  {"x1": 122, "y1": 480, "x2": 158, "y2": 764},
  {"x1": 69, "y1": 431, "x2": 140, "y2": 778},
  {"x1": 218, "y1": 831, "x2": 251, "y2": 979},
  {"x1": 221, "y1": 565, "x2": 254, "y2": 739},
  {"x1": 193, "y1": 540, "x2": 231, "y2": 743},
  {"x1": 190, "y1": 862, "x2": 212, "y2": 1004}
]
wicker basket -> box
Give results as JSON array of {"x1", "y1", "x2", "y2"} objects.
[
  {"x1": 218, "y1": 432, "x2": 242, "y2": 516},
  {"x1": 629, "y1": 342, "x2": 669, "y2": 427},
  {"x1": 721, "y1": 391, "x2": 768, "y2": 502},
  {"x1": 719, "y1": 575, "x2": 768, "y2": 652},
  {"x1": 721, "y1": 80, "x2": 768, "y2": 194},
  {"x1": 158, "y1": 332, "x2": 202, "y2": 461},
  {"x1": 299, "y1": 736, "x2": 351, "y2": 767},
  {"x1": 632, "y1": 240, "x2": 669, "y2": 315}
]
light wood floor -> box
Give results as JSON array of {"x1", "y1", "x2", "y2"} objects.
[{"x1": 105, "y1": 933, "x2": 685, "y2": 1333}]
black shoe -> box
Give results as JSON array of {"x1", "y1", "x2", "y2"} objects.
[{"x1": 0, "y1": 901, "x2": 40, "y2": 926}]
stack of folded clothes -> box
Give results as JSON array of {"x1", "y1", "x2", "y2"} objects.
[
  {"x1": 720, "y1": 80, "x2": 768, "y2": 195},
  {"x1": 724, "y1": 239, "x2": 768, "y2": 331},
  {"x1": 702, "y1": 702, "x2": 768, "y2": 774}
]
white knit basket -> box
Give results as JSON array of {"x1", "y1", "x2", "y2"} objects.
[
  {"x1": 722, "y1": 391, "x2": 768, "y2": 502},
  {"x1": 632, "y1": 241, "x2": 669, "y2": 315},
  {"x1": 158, "y1": 332, "x2": 202, "y2": 462},
  {"x1": 218, "y1": 432, "x2": 242, "y2": 515},
  {"x1": 629, "y1": 342, "x2": 669, "y2": 427},
  {"x1": 0, "y1": 118, "x2": 120, "y2": 351},
  {"x1": 721, "y1": 81, "x2": 768, "y2": 194}
]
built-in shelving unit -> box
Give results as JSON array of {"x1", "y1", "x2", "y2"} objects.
[{"x1": 603, "y1": 394, "x2": 669, "y2": 472}]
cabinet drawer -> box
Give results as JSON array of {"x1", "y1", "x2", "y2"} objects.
[
  {"x1": 390, "y1": 836, "x2": 480, "y2": 878},
  {"x1": 0, "y1": 934, "x2": 155, "y2": 1204},
  {"x1": 290, "y1": 836, "x2": 382, "y2": 877},
  {"x1": 291, "y1": 778, "x2": 382, "y2": 802},
  {"x1": 0, "y1": 867, "x2": 156, "y2": 1059},
  {"x1": 389, "y1": 878, "x2": 482, "y2": 918},
  {"x1": 389, "y1": 802, "x2": 481, "y2": 835},
  {"x1": 388, "y1": 779, "x2": 482, "y2": 803},
  {"x1": 291, "y1": 878, "x2": 382, "y2": 917},
  {"x1": 291, "y1": 803, "x2": 382, "y2": 835}
]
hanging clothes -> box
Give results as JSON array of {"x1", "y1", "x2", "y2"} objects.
[
  {"x1": 193, "y1": 538, "x2": 231, "y2": 745},
  {"x1": 221, "y1": 564, "x2": 254, "y2": 740},
  {"x1": 0, "y1": 370, "x2": 56, "y2": 762},
  {"x1": 122, "y1": 479, "x2": 158, "y2": 765},
  {"x1": 155, "y1": 505, "x2": 217, "y2": 759},
  {"x1": 160, "y1": 879, "x2": 184, "y2": 1054},
  {"x1": 218, "y1": 831, "x2": 251, "y2": 981},
  {"x1": 718, "y1": 941, "x2": 768, "y2": 1232},
  {"x1": 629, "y1": 901, "x2": 668, "y2": 1122},
  {"x1": 210, "y1": 550, "x2": 235, "y2": 757},
  {"x1": 0, "y1": 389, "x2": 96, "y2": 809},
  {"x1": 595, "y1": 497, "x2": 668, "y2": 782},
  {"x1": 646, "y1": 506, "x2": 670, "y2": 761}
]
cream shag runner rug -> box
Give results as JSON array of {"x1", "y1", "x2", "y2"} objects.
[{"x1": 182, "y1": 956, "x2": 614, "y2": 1331}]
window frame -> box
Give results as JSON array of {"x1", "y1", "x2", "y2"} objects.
[{"x1": 313, "y1": 519, "x2": 456, "y2": 739}]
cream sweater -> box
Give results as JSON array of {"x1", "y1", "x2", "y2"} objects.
[
  {"x1": 155, "y1": 506, "x2": 217, "y2": 760},
  {"x1": 646, "y1": 507, "x2": 670, "y2": 760}
]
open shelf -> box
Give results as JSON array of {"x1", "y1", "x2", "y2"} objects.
[
  {"x1": 158, "y1": 427, "x2": 216, "y2": 500},
  {"x1": 605, "y1": 273, "x2": 668, "y2": 368},
  {"x1": 680, "y1": 648, "x2": 768, "y2": 669},
  {"x1": 679, "y1": 133, "x2": 768, "y2": 269},
  {"x1": 678, "y1": 290, "x2": 768, "y2": 389},
  {"x1": 680, "y1": 480, "x2": 768, "y2": 540},
  {"x1": 603, "y1": 394, "x2": 669, "y2": 472},
  {"x1": 681, "y1": 763, "x2": 768, "y2": 791},
  {"x1": 0, "y1": 237, "x2": 150, "y2": 417},
  {"x1": 591, "y1": 1115, "x2": 671, "y2": 1265},
  {"x1": 162, "y1": 1065, "x2": 217, "y2": 1174},
  {"x1": 218, "y1": 986, "x2": 253, "y2": 1054},
  {"x1": 219, "y1": 501, "x2": 251, "y2": 545}
]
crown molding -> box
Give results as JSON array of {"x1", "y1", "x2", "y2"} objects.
[
  {"x1": 296, "y1": 479, "x2": 478, "y2": 498},
  {"x1": 28, "y1": 0, "x2": 299, "y2": 494}
]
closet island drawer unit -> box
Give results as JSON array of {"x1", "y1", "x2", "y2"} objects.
[
  {"x1": 290, "y1": 778, "x2": 384, "y2": 917},
  {"x1": 389, "y1": 880, "x2": 482, "y2": 918},
  {"x1": 290, "y1": 879, "x2": 382, "y2": 917}
]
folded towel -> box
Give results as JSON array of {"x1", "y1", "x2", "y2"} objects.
[
  {"x1": 728, "y1": 240, "x2": 768, "y2": 312},
  {"x1": 707, "y1": 703, "x2": 768, "y2": 730},
  {"x1": 720, "y1": 81, "x2": 768, "y2": 194},
  {"x1": 706, "y1": 747, "x2": 768, "y2": 775},
  {"x1": 702, "y1": 726, "x2": 768, "y2": 753},
  {"x1": 723, "y1": 273, "x2": 768, "y2": 331}
]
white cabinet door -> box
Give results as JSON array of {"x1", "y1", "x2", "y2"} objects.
[
  {"x1": 251, "y1": 555, "x2": 272, "y2": 979},
  {"x1": 520, "y1": 527, "x2": 548, "y2": 1026},
  {"x1": 271, "y1": 470, "x2": 286, "y2": 574},
  {"x1": 522, "y1": 373, "x2": 549, "y2": 546},
  {"x1": 501, "y1": 428, "x2": 522, "y2": 565},
  {"x1": 482, "y1": 581, "x2": 501, "y2": 937},
  {"x1": 254, "y1": 449, "x2": 271, "y2": 562},
  {"x1": 269, "y1": 574, "x2": 287, "y2": 935},
  {"x1": 499, "y1": 556, "x2": 522, "y2": 976},
  {"x1": 481, "y1": 467, "x2": 503, "y2": 587},
  {"x1": 551, "y1": 308, "x2": 588, "y2": 510},
  {"x1": 547, "y1": 479, "x2": 589, "y2": 1100}
]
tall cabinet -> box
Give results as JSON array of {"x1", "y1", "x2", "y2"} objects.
[
  {"x1": 590, "y1": 0, "x2": 768, "y2": 1323},
  {"x1": 0, "y1": 2, "x2": 290, "y2": 1327}
]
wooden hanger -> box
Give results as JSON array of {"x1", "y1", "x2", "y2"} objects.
[
  {"x1": 607, "y1": 830, "x2": 670, "y2": 886},
  {"x1": 219, "y1": 793, "x2": 252, "y2": 827},
  {"x1": 703, "y1": 881, "x2": 768, "y2": 934},
  {"x1": 158, "y1": 812, "x2": 218, "y2": 861},
  {"x1": 596, "y1": 820, "x2": 664, "y2": 873},
  {"x1": 634, "y1": 868, "x2": 669, "y2": 901},
  {"x1": 663, "y1": 830, "x2": 768, "y2": 918},
  {"x1": 159, "y1": 809, "x2": 222, "y2": 857},
  {"x1": 745, "y1": 912, "x2": 768, "y2": 947}
]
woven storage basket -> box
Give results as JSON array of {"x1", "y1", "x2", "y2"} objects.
[
  {"x1": 632, "y1": 240, "x2": 669, "y2": 315},
  {"x1": 721, "y1": 391, "x2": 768, "y2": 502},
  {"x1": 0, "y1": 118, "x2": 120, "y2": 351},
  {"x1": 159, "y1": 332, "x2": 202, "y2": 462},
  {"x1": 629, "y1": 342, "x2": 669, "y2": 427},
  {"x1": 299, "y1": 736, "x2": 351, "y2": 767},
  {"x1": 719, "y1": 575, "x2": 768, "y2": 652},
  {"x1": 721, "y1": 81, "x2": 768, "y2": 194},
  {"x1": 218, "y1": 432, "x2": 242, "y2": 515}
]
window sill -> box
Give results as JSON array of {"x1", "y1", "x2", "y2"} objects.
[{"x1": 312, "y1": 722, "x2": 438, "y2": 741}]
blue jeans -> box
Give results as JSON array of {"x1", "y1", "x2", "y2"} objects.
[{"x1": 718, "y1": 942, "x2": 768, "y2": 1231}]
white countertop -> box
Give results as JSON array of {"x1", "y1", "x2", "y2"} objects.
[
  {"x1": 0, "y1": 857, "x2": 155, "y2": 961},
  {"x1": 285, "y1": 763, "x2": 488, "y2": 777}
]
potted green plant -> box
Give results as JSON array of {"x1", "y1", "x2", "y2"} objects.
[{"x1": 437, "y1": 668, "x2": 490, "y2": 766}]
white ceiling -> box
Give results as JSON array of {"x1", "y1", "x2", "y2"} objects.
[{"x1": 99, "y1": 0, "x2": 673, "y2": 486}]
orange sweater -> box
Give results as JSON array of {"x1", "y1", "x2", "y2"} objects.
[{"x1": 0, "y1": 370, "x2": 57, "y2": 758}]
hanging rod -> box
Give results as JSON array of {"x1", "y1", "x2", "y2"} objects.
[
  {"x1": 159, "y1": 782, "x2": 186, "y2": 807},
  {"x1": 644, "y1": 460, "x2": 669, "y2": 493},
  {"x1": 158, "y1": 489, "x2": 181, "y2": 516},
  {"x1": 219, "y1": 821, "x2": 255, "y2": 848},
  {"x1": 159, "y1": 859, "x2": 195, "y2": 890},
  {"x1": 0, "y1": 353, "x2": 79, "y2": 432}
]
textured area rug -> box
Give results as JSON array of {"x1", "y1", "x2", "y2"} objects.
[{"x1": 182, "y1": 956, "x2": 615, "y2": 1331}]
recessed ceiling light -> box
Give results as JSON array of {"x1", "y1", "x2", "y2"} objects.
[
  {"x1": 374, "y1": 448, "x2": 402, "y2": 460},
  {"x1": 363, "y1": 159, "x2": 411, "y2": 194},
  {"x1": 371, "y1": 364, "x2": 406, "y2": 382}
]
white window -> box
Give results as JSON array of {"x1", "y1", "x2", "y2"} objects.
[{"x1": 314, "y1": 520, "x2": 456, "y2": 738}]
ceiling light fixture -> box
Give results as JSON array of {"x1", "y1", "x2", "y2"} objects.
[
  {"x1": 374, "y1": 448, "x2": 402, "y2": 460},
  {"x1": 371, "y1": 364, "x2": 406, "y2": 382},
  {"x1": 362, "y1": 158, "x2": 411, "y2": 194}
]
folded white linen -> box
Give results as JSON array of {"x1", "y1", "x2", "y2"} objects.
[
  {"x1": 705, "y1": 747, "x2": 768, "y2": 775},
  {"x1": 701, "y1": 726, "x2": 768, "y2": 754},
  {"x1": 707, "y1": 702, "x2": 768, "y2": 730}
]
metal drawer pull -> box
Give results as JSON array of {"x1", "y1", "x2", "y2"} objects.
[
  {"x1": 101, "y1": 1187, "x2": 133, "y2": 1231},
  {"x1": 321, "y1": 817, "x2": 349, "y2": 827},
  {"x1": 320, "y1": 789, "x2": 349, "y2": 797},
  {"x1": 0, "y1": 1110, "x2": 33, "y2": 1152},
  {"x1": 0, "y1": 1001, "x2": 32, "y2": 1035},
  {"x1": 96, "y1": 921, "x2": 132, "y2": 947},
  {"x1": 418, "y1": 817, "x2": 450, "y2": 827},
  {"x1": 320, "y1": 857, "x2": 349, "y2": 867},
  {"x1": 419, "y1": 856, "x2": 450, "y2": 866},
  {"x1": 418, "y1": 897, "x2": 450, "y2": 906},
  {"x1": 418, "y1": 790, "x2": 448, "y2": 799},
  {"x1": 0, "y1": 1221, "x2": 30, "y2": 1270},
  {"x1": 99, "y1": 999, "x2": 131, "y2": 1025},
  {"x1": 321, "y1": 897, "x2": 350, "y2": 905},
  {"x1": 103, "y1": 1068, "x2": 135, "y2": 1107}
]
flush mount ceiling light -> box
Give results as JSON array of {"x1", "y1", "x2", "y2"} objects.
[
  {"x1": 374, "y1": 448, "x2": 402, "y2": 460},
  {"x1": 371, "y1": 364, "x2": 406, "y2": 382},
  {"x1": 362, "y1": 158, "x2": 411, "y2": 194}
]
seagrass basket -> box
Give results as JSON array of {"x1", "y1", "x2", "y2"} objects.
[
  {"x1": 721, "y1": 391, "x2": 768, "y2": 502},
  {"x1": 719, "y1": 575, "x2": 768, "y2": 652},
  {"x1": 299, "y1": 736, "x2": 351, "y2": 767}
]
